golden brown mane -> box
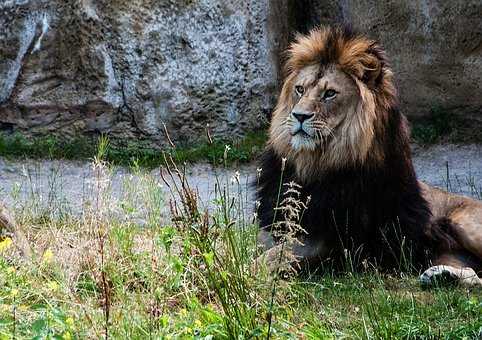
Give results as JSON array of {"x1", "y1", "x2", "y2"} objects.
[{"x1": 268, "y1": 25, "x2": 400, "y2": 178}]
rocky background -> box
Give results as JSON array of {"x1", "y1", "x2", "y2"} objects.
[{"x1": 1, "y1": 0, "x2": 481, "y2": 145}]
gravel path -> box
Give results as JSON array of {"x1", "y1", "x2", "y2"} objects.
[{"x1": 1, "y1": 144, "x2": 481, "y2": 217}]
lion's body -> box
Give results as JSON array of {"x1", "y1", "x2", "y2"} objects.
[
  {"x1": 421, "y1": 183, "x2": 482, "y2": 272},
  {"x1": 257, "y1": 25, "x2": 482, "y2": 286}
]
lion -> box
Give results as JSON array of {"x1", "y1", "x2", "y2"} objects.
[{"x1": 257, "y1": 25, "x2": 482, "y2": 287}]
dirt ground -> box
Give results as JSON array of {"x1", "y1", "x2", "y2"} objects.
[{"x1": 1, "y1": 144, "x2": 481, "y2": 219}]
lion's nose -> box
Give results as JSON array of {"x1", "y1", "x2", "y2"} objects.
[{"x1": 292, "y1": 112, "x2": 314, "y2": 123}]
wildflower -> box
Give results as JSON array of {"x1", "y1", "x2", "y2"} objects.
[
  {"x1": 0, "y1": 238, "x2": 12, "y2": 252},
  {"x1": 224, "y1": 145, "x2": 231, "y2": 161},
  {"x1": 179, "y1": 308, "x2": 188, "y2": 317},
  {"x1": 194, "y1": 319, "x2": 202, "y2": 328},
  {"x1": 62, "y1": 331, "x2": 72, "y2": 340},
  {"x1": 42, "y1": 248, "x2": 54, "y2": 263},
  {"x1": 183, "y1": 327, "x2": 193, "y2": 335},
  {"x1": 47, "y1": 281, "x2": 59, "y2": 291},
  {"x1": 66, "y1": 317, "x2": 74, "y2": 328},
  {"x1": 10, "y1": 289, "x2": 18, "y2": 298}
]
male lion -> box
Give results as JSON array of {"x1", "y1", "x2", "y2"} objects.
[{"x1": 257, "y1": 25, "x2": 482, "y2": 287}]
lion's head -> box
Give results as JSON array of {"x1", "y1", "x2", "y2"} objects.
[{"x1": 269, "y1": 25, "x2": 399, "y2": 179}]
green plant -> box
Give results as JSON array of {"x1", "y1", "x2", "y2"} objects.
[
  {"x1": 0, "y1": 130, "x2": 268, "y2": 167},
  {"x1": 411, "y1": 106, "x2": 453, "y2": 144}
]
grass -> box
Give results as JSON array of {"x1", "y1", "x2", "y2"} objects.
[
  {"x1": 0, "y1": 131, "x2": 267, "y2": 168},
  {"x1": 0, "y1": 139, "x2": 481, "y2": 339},
  {"x1": 411, "y1": 107, "x2": 482, "y2": 145}
]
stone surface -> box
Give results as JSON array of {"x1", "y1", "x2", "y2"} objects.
[
  {"x1": 0, "y1": 0, "x2": 278, "y2": 144},
  {"x1": 278, "y1": 0, "x2": 482, "y2": 119},
  {"x1": 1, "y1": 1, "x2": 481, "y2": 144}
]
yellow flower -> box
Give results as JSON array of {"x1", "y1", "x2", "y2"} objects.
[
  {"x1": 183, "y1": 327, "x2": 192, "y2": 335},
  {"x1": 47, "y1": 281, "x2": 59, "y2": 291},
  {"x1": 66, "y1": 317, "x2": 74, "y2": 328},
  {"x1": 42, "y1": 248, "x2": 54, "y2": 263},
  {"x1": 179, "y1": 308, "x2": 187, "y2": 317},
  {"x1": 10, "y1": 289, "x2": 18, "y2": 298},
  {"x1": 62, "y1": 331, "x2": 72, "y2": 340},
  {"x1": 0, "y1": 238, "x2": 12, "y2": 252},
  {"x1": 194, "y1": 319, "x2": 202, "y2": 328}
]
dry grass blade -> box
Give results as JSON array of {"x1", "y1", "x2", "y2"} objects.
[{"x1": 0, "y1": 202, "x2": 33, "y2": 259}]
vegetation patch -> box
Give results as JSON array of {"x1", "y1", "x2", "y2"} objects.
[
  {"x1": 0, "y1": 144, "x2": 481, "y2": 339},
  {"x1": 0, "y1": 131, "x2": 267, "y2": 167},
  {"x1": 411, "y1": 107, "x2": 482, "y2": 145}
]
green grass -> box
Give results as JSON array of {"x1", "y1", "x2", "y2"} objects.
[
  {"x1": 0, "y1": 149, "x2": 481, "y2": 339},
  {"x1": 411, "y1": 107, "x2": 482, "y2": 145},
  {"x1": 0, "y1": 131, "x2": 267, "y2": 167}
]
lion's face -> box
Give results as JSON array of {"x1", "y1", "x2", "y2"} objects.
[
  {"x1": 285, "y1": 64, "x2": 360, "y2": 151},
  {"x1": 267, "y1": 26, "x2": 397, "y2": 177}
]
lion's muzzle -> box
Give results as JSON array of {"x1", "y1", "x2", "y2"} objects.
[{"x1": 290, "y1": 110, "x2": 315, "y2": 136}]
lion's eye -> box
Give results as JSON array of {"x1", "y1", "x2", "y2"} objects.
[
  {"x1": 295, "y1": 85, "x2": 304, "y2": 96},
  {"x1": 323, "y1": 89, "x2": 337, "y2": 100}
]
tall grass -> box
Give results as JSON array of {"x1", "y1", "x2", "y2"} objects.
[{"x1": 0, "y1": 139, "x2": 481, "y2": 339}]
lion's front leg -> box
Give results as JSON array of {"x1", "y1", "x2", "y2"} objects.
[
  {"x1": 256, "y1": 229, "x2": 328, "y2": 274},
  {"x1": 420, "y1": 251, "x2": 482, "y2": 288}
]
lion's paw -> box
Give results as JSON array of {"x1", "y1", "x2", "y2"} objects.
[{"x1": 420, "y1": 265, "x2": 482, "y2": 288}]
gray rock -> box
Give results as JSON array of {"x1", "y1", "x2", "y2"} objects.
[
  {"x1": 275, "y1": 0, "x2": 482, "y2": 119},
  {"x1": 0, "y1": 0, "x2": 278, "y2": 144}
]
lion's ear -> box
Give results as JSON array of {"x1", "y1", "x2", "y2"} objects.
[{"x1": 360, "y1": 44, "x2": 384, "y2": 87}]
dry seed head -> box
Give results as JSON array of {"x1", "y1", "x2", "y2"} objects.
[
  {"x1": 223, "y1": 145, "x2": 231, "y2": 161},
  {"x1": 281, "y1": 158, "x2": 287, "y2": 171},
  {"x1": 231, "y1": 171, "x2": 241, "y2": 184}
]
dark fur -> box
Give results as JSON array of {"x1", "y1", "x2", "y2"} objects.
[{"x1": 257, "y1": 107, "x2": 437, "y2": 271}]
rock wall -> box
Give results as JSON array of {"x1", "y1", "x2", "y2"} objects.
[
  {"x1": 0, "y1": 0, "x2": 278, "y2": 144},
  {"x1": 274, "y1": 0, "x2": 482, "y2": 119},
  {"x1": 1, "y1": 0, "x2": 481, "y2": 145}
]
